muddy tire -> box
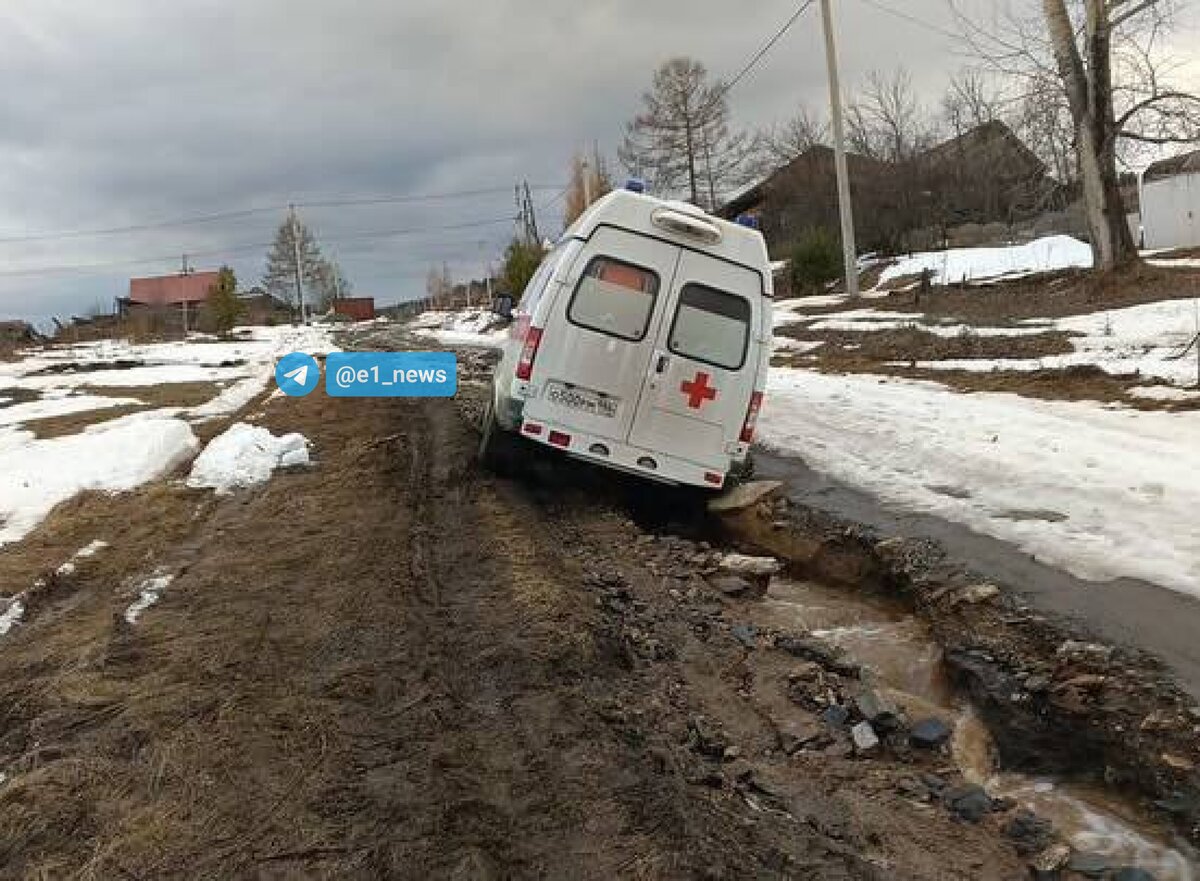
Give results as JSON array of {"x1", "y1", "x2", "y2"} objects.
[{"x1": 478, "y1": 392, "x2": 517, "y2": 473}]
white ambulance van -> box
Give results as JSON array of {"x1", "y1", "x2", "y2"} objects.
[{"x1": 479, "y1": 183, "x2": 773, "y2": 490}]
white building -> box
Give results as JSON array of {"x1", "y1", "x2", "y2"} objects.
[{"x1": 1141, "y1": 149, "x2": 1200, "y2": 251}]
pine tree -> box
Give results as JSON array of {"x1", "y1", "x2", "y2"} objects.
[
  {"x1": 619, "y1": 58, "x2": 753, "y2": 211},
  {"x1": 205, "y1": 266, "x2": 243, "y2": 337},
  {"x1": 262, "y1": 209, "x2": 326, "y2": 313}
]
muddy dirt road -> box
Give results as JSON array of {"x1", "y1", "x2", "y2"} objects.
[{"x1": 0, "y1": 340, "x2": 1046, "y2": 878}]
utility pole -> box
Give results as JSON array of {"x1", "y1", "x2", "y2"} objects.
[
  {"x1": 180, "y1": 254, "x2": 192, "y2": 336},
  {"x1": 582, "y1": 155, "x2": 593, "y2": 211},
  {"x1": 289, "y1": 205, "x2": 308, "y2": 325},
  {"x1": 819, "y1": 0, "x2": 860, "y2": 298}
]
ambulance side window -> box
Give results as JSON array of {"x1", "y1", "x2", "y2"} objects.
[
  {"x1": 667, "y1": 284, "x2": 752, "y2": 370},
  {"x1": 567, "y1": 256, "x2": 660, "y2": 342},
  {"x1": 516, "y1": 254, "x2": 555, "y2": 314}
]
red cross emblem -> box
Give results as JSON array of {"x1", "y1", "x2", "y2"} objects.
[{"x1": 681, "y1": 371, "x2": 718, "y2": 409}]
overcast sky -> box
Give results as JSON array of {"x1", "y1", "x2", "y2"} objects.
[{"x1": 2, "y1": 0, "x2": 1198, "y2": 324}]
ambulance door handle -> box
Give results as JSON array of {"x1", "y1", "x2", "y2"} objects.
[{"x1": 654, "y1": 353, "x2": 670, "y2": 374}]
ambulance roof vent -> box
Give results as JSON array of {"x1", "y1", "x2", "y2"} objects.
[{"x1": 651, "y1": 207, "x2": 723, "y2": 245}]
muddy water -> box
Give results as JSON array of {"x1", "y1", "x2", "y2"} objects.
[{"x1": 760, "y1": 578, "x2": 1197, "y2": 879}]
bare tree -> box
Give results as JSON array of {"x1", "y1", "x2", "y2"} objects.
[
  {"x1": 942, "y1": 69, "x2": 1004, "y2": 137},
  {"x1": 846, "y1": 68, "x2": 936, "y2": 163},
  {"x1": 952, "y1": 0, "x2": 1200, "y2": 269},
  {"x1": 761, "y1": 106, "x2": 828, "y2": 164},
  {"x1": 619, "y1": 57, "x2": 753, "y2": 210}
]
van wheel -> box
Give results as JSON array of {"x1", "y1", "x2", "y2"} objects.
[
  {"x1": 478, "y1": 393, "x2": 515, "y2": 473},
  {"x1": 727, "y1": 453, "x2": 756, "y2": 487}
]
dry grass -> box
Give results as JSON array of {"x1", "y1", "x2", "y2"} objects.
[{"x1": 83, "y1": 381, "x2": 222, "y2": 409}]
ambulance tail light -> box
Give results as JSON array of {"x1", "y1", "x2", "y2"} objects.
[
  {"x1": 515, "y1": 326, "x2": 544, "y2": 381},
  {"x1": 740, "y1": 391, "x2": 764, "y2": 444}
]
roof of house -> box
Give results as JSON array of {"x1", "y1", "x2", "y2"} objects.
[
  {"x1": 129, "y1": 271, "x2": 221, "y2": 306},
  {"x1": 718, "y1": 121, "x2": 1048, "y2": 219},
  {"x1": 919, "y1": 120, "x2": 1046, "y2": 178},
  {"x1": 717, "y1": 144, "x2": 886, "y2": 219},
  {"x1": 1144, "y1": 149, "x2": 1200, "y2": 182}
]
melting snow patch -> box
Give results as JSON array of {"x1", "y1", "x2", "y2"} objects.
[
  {"x1": 0, "y1": 416, "x2": 200, "y2": 548},
  {"x1": 124, "y1": 573, "x2": 175, "y2": 624},
  {"x1": 0, "y1": 598, "x2": 25, "y2": 637},
  {"x1": 187, "y1": 423, "x2": 310, "y2": 493},
  {"x1": 55, "y1": 539, "x2": 110, "y2": 576},
  {"x1": 188, "y1": 371, "x2": 272, "y2": 421}
]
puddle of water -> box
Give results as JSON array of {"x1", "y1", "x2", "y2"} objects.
[{"x1": 761, "y1": 578, "x2": 1196, "y2": 879}]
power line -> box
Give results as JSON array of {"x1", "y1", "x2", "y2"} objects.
[
  {"x1": 852, "y1": 0, "x2": 961, "y2": 41},
  {"x1": 0, "y1": 185, "x2": 560, "y2": 246},
  {"x1": 724, "y1": 0, "x2": 817, "y2": 94},
  {"x1": 0, "y1": 215, "x2": 518, "y2": 280}
]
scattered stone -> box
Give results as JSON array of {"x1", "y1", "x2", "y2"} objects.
[
  {"x1": 1161, "y1": 752, "x2": 1195, "y2": 772},
  {"x1": 718, "y1": 553, "x2": 782, "y2": 577},
  {"x1": 955, "y1": 583, "x2": 1000, "y2": 605},
  {"x1": 855, "y1": 687, "x2": 901, "y2": 731},
  {"x1": 821, "y1": 705, "x2": 851, "y2": 730},
  {"x1": 895, "y1": 775, "x2": 931, "y2": 802},
  {"x1": 777, "y1": 718, "x2": 828, "y2": 755},
  {"x1": 722, "y1": 745, "x2": 742, "y2": 761},
  {"x1": 1067, "y1": 852, "x2": 1114, "y2": 877},
  {"x1": 730, "y1": 624, "x2": 758, "y2": 649},
  {"x1": 943, "y1": 784, "x2": 993, "y2": 823},
  {"x1": 1111, "y1": 869, "x2": 1157, "y2": 881},
  {"x1": 688, "y1": 717, "x2": 727, "y2": 759},
  {"x1": 709, "y1": 575, "x2": 755, "y2": 598},
  {"x1": 919, "y1": 772, "x2": 947, "y2": 795},
  {"x1": 909, "y1": 717, "x2": 952, "y2": 750},
  {"x1": 1003, "y1": 810, "x2": 1055, "y2": 856},
  {"x1": 1029, "y1": 843, "x2": 1071, "y2": 875},
  {"x1": 787, "y1": 662, "x2": 822, "y2": 683},
  {"x1": 851, "y1": 721, "x2": 880, "y2": 755},
  {"x1": 775, "y1": 635, "x2": 861, "y2": 677},
  {"x1": 1056, "y1": 640, "x2": 1115, "y2": 664}
]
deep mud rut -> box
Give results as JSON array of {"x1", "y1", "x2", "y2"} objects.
[{"x1": 0, "y1": 341, "x2": 1080, "y2": 879}]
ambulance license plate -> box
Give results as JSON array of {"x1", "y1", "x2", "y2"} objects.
[{"x1": 545, "y1": 383, "x2": 618, "y2": 419}]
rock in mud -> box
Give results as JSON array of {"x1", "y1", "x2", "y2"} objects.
[
  {"x1": 777, "y1": 718, "x2": 829, "y2": 755},
  {"x1": 1003, "y1": 809, "x2": 1056, "y2": 856},
  {"x1": 1111, "y1": 869, "x2": 1157, "y2": 881},
  {"x1": 708, "y1": 575, "x2": 755, "y2": 598},
  {"x1": 821, "y1": 705, "x2": 851, "y2": 730},
  {"x1": 851, "y1": 721, "x2": 880, "y2": 755},
  {"x1": 953, "y1": 583, "x2": 1000, "y2": 605},
  {"x1": 730, "y1": 623, "x2": 758, "y2": 649},
  {"x1": 718, "y1": 553, "x2": 782, "y2": 577},
  {"x1": 775, "y1": 635, "x2": 861, "y2": 678},
  {"x1": 855, "y1": 687, "x2": 901, "y2": 731},
  {"x1": 943, "y1": 784, "x2": 993, "y2": 823},
  {"x1": 707, "y1": 480, "x2": 782, "y2": 513},
  {"x1": 1067, "y1": 851, "x2": 1115, "y2": 877},
  {"x1": 688, "y1": 716, "x2": 728, "y2": 759},
  {"x1": 1029, "y1": 843, "x2": 1071, "y2": 876},
  {"x1": 908, "y1": 717, "x2": 952, "y2": 749}
]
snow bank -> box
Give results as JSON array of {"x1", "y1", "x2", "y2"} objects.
[
  {"x1": 187, "y1": 422, "x2": 310, "y2": 493},
  {"x1": 0, "y1": 417, "x2": 199, "y2": 548},
  {"x1": 0, "y1": 599, "x2": 24, "y2": 637},
  {"x1": 878, "y1": 236, "x2": 1093, "y2": 287},
  {"x1": 188, "y1": 371, "x2": 272, "y2": 421},
  {"x1": 410, "y1": 310, "x2": 508, "y2": 349},
  {"x1": 759, "y1": 369, "x2": 1200, "y2": 597}
]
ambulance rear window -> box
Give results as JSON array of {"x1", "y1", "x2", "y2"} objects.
[
  {"x1": 668, "y1": 284, "x2": 752, "y2": 370},
  {"x1": 567, "y1": 256, "x2": 660, "y2": 341}
]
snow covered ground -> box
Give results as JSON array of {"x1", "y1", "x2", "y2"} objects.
[
  {"x1": 409, "y1": 309, "x2": 508, "y2": 349},
  {"x1": 759, "y1": 369, "x2": 1200, "y2": 598},
  {"x1": 877, "y1": 236, "x2": 1094, "y2": 287},
  {"x1": 0, "y1": 324, "x2": 336, "y2": 548}
]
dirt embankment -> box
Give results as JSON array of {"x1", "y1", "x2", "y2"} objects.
[
  {"x1": 718, "y1": 493, "x2": 1200, "y2": 853},
  {"x1": 0, "y1": 354, "x2": 1039, "y2": 878}
]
